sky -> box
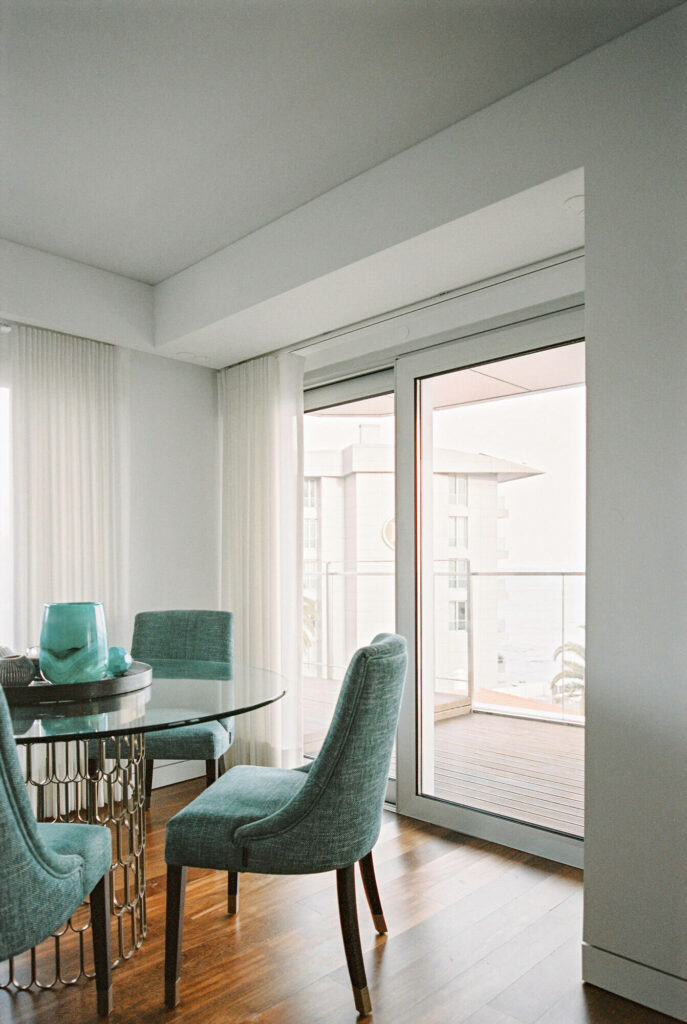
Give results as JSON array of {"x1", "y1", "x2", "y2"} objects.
[
  {"x1": 434, "y1": 386, "x2": 586, "y2": 572},
  {"x1": 306, "y1": 383, "x2": 586, "y2": 574}
]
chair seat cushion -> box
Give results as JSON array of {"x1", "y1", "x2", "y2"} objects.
[
  {"x1": 36, "y1": 822, "x2": 112, "y2": 897},
  {"x1": 144, "y1": 720, "x2": 231, "y2": 760},
  {"x1": 93, "y1": 719, "x2": 232, "y2": 762},
  {"x1": 165, "y1": 764, "x2": 307, "y2": 871}
]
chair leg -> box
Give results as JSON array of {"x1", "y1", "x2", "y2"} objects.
[
  {"x1": 336, "y1": 865, "x2": 372, "y2": 1017},
  {"x1": 145, "y1": 758, "x2": 154, "y2": 810},
  {"x1": 205, "y1": 758, "x2": 217, "y2": 787},
  {"x1": 359, "y1": 850, "x2": 387, "y2": 934},
  {"x1": 165, "y1": 864, "x2": 187, "y2": 1008},
  {"x1": 90, "y1": 872, "x2": 113, "y2": 1017},
  {"x1": 217, "y1": 755, "x2": 226, "y2": 777},
  {"x1": 227, "y1": 871, "x2": 239, "y2": 915}
]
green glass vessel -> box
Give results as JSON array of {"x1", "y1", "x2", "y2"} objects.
[{"x1": 39, "y1": 602, "x2": 109, "y2": 684}]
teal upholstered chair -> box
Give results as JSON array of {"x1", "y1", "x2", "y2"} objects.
[
  {"x1": 131, "y1": 610, "x2": 234, "y2": 808},
  {"x1": 164, "y1": 633, "x2": 407, "y2": 1016},
  {"x1": 0, "y1": 687, "x2": 113, "y2": 1015}
]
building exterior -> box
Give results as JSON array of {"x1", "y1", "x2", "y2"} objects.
[{"x1": 304, "y1": 428, "x2": 539, "y2": 710}]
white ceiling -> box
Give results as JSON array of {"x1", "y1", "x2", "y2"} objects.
[
  {"x1": 164, "y1": 168, "x2": 586, "y2": 367},
  {"x1": 1, "y1": 0, "x2": 679, "y2": 285}
]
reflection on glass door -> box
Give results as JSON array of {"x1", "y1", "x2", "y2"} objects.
[
  {"x1": 417, "y1": 343, "x2": 586, "y2": 836},
  {"x1": 302, "y1": 392, "x2": 396, "y2": 773}
]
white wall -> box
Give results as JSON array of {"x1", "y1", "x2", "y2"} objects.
[{"x1": 127, "y1": 350, "x2": 220, "y2": 632}]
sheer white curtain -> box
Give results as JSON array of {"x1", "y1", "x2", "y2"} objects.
[
  {"x1": 219, "y1": 351, "x2": 304, "y2": 768},
  {"x1": 10, "y1": 326, "x2": 129, "y2": 652}
]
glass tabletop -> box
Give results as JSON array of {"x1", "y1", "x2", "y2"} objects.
[{"x1": 10, "y1": 664, "x2": 286, "y2": 744}]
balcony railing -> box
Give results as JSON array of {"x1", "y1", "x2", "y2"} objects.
[{"x1": 303, "y1": 562, "x2": 585, "y2": 725}]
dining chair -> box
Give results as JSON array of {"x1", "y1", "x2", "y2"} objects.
[
  {"x1": 0, "y1": 686, "x2": 113, "y2": 1015},
  {"x1": 130, "y1": 610, "x2": 234, "y2": 809},
  {"x1": 164, "y1": 632, "x2": 407, "y2": 1017}
]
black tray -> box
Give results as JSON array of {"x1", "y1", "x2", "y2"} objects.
[{"x1": 3, "y1": 661, "x2": 152, "y2": 706}]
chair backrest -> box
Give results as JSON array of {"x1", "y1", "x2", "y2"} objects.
[
  {"x1": 131, "y1": 610, "x2": 233, "y2": 679},
  {"x1": 0, "y1": 687, "x2": 85, "y2": 959},
  {"x1": 301, "y1": 633, "x2": 407, "y2": 863}
]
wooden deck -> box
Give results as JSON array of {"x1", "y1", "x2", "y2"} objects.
[
  {"x1": 432, "y1": 712, "x2": 584, "y2": 837},
  {"x1": 305, "y1": 678, "x2": 585, "y2": 837}
]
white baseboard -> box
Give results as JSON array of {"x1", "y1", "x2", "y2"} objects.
[
  {"x1": 151, "y1": 759, "x2": 204, "y2": 790},
  {"x1": 583, "y1": 943, "x2": 687, "y2": 1022}
]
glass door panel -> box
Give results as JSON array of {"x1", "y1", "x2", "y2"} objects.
[
  {"x1": 416, "y1": 343, "x2": 586, "y2": 836},
  {"x1": 302, "y1": 392, "x2": 396, "y2": 774}
]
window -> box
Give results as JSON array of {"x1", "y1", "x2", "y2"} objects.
[
  {"x1": 448, "y1": 600, "x2": 467, "y2": 632},
  {"x1": 304, "y1": 477, "x2": 318, "y2": 509},
  {"x1": 448, "y1": 473, "x2": 468, "y2": 505},
  {"x1": 448, "y1": 515, "x2": 467, "y2": 548},
  {"x1": 304, "y1": 517, "x2": 319, "y2": 550},
  {"x1": 0, "y1": 387, "x2": 11, "y2": 647},
  {"x1": 304, "y1": 559, "x2": 319, "y2": 591},
  {"x1": 448, "y1": 558, "x2": 468, "y2": 590}
]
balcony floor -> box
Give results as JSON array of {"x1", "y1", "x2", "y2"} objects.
[{"x1": 304, "y1": 678, "x2": 584, "y2": 838}]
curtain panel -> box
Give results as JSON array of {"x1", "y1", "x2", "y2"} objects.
[
  {"x1": 219, "y1": 352, "x2": 304, "y2": 768},
  {"x1": 10, "y1": 326, "x2": 129, "y2": 652}
]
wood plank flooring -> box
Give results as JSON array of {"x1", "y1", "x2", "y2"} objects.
[
  {"x1": 0, "y1": 779, "x2": 675, "y2": 1024},
  {"x1": 433, "y1": 713, "x2": 584, "y2": 837},
  {"x1": 306, "y1": 674, "x2": 584, "y2": 837}
]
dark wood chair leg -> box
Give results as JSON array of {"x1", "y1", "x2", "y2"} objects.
[
  {"x1": 86, "y1": 756, "x2": 100, "y2": 823},
  {"x1": 227, "y1": 871, "x2": 239, "y2": 915},
  {"x1": 90, "y1": 872, "x2": 113, "y2": 1017},
  {"x1": 359, "y1": 850, "x2": 387, "y2": 934},
  {"x1": 145, "y1": 758, "x2": 154, "y2": 810},
  {"x1": 217, "y1": 755, "x2": 226, "y2": 777},
  {"x1": 165, "y1": 864, "x2": 187, "y2": 1008},
  {"x1": 205, "y1": 758, "x2": 217, "y2": 787},
  {"x1": 336, "y1": 864, "x2": 372, "y2": 1017}
]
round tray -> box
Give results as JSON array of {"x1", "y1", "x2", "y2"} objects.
[{"x1": 3, "y1": 661, "x2": 152, "y2": 706}]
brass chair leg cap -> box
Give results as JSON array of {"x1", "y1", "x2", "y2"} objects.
[
  {"x1": 353, "y1": 985, "x2": 372, "y2": 1017},
  {"x1": 97, "y1": 985, "x2": 113, "y2": 1017}
]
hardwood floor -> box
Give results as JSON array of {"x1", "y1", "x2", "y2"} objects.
[{"x1": 0, "y1": 779, "x2": 677, "y2": 1024}]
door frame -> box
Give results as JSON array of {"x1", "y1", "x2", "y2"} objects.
[{"x1": 394, "y1": 306, "x2": 586, "y2": 868}]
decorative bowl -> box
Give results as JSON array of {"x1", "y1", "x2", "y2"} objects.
[
  {"x1": 39, "y1": 601, "x2": 109, "y2": 685},
  {"x1": 107, "y1": 646, "x2": 133, "y2": 677},
  {"x1": 0, "y1": 654, "x2": 36, "y2": 688}
]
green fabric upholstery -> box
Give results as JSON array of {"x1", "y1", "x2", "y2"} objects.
[
  {"x1": 36, "y1": 822, "x2": 112, "y2": 899},
  {"x1": 99, "y1": 610, "x2": 235, "y2": 762},
  {"x1": 166, "y1": 633, "x2": 407, "y2": 875},
  {"x1": 0, "y1": 687, "x2": 112, "y2": 961},
  {"x1": 131, "y1": 611, "x2": 234, "y2": 665},
  {"x1": 144, "y1": 720, "x2": 230, "y2": 760}
]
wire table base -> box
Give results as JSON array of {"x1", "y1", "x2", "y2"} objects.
[{"x1": 0, "y1": 732, "x2": 147, "y2": 991}]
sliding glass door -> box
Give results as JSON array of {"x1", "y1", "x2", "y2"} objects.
[
  {"x1": 302, "y1": 388, "x2": 396, "y2": 782},
  {"x1": 396, "y1": 311, "x2": 586, "y2": 865}
]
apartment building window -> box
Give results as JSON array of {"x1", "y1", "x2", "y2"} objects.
[
  {"x1": 304, "y1": 517, "x2": 319, "y2": 550},
  {"x1": 448, "y1": 599, "x2": 467, "y2": 632},
  {"x1": 304, "y1": 559, "x2": 319, "y2": 591},
  {"x1": 448, "y1": 515, "x2": 468, "y2": 548},
  {"x1": 448, "y1": 473, "x2": 468, "y2": 505},
  {"x1": 448, "y1": 558, "x2": 468, "y2": 590},
  {"x1": 304, "y1": 477, "x2": 318, "y2": 509}
]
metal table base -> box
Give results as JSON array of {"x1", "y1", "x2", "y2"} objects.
[{"x1": 0, "y1": 732, "x2": 146, "y2": 991}]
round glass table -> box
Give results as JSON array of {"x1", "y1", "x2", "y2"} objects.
[{"x1": 3, "y1": 663, "x2": 285, "y2": 991}]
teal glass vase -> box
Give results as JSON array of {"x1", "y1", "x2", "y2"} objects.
[{"x1": 39, "y1": 602, "x2": 109, "y2": 684}]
